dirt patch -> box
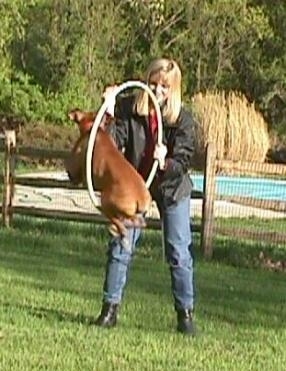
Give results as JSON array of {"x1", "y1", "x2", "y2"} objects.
[{"x1": 0, "y1": 116, "x2": 78, "y2": 167}]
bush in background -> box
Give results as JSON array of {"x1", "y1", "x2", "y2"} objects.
[{"x1": 192, "y1": 91, "x2": 270, "y2": 168}]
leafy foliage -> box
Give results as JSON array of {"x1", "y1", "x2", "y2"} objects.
[{"x1": 0, "y1": 0, "x2": 285, "y2": 136}]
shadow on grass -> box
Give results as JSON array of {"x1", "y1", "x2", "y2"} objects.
[
  {"x1": 11, "y1": 215, "x2": 109, "y2": 240},
  {"x1": 197, "y1": 269, "x2": 286, "y2": 329},
  {"x1": 212, "y1": 234, "x2": 286, "y2": 270},
  {"x1": 1, "y1": 300, "x2": 173, "y2": 335},
  {"x1": 1, "y1": 301, "x2": 98, "y2": 326}
]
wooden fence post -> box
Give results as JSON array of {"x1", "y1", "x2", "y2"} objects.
[
  {"x1": 2, "y1": 130, "x2": 16, "y2": 227},
  {"x1": 201, "y1": 142, "x2": 217, "y2": 259}
]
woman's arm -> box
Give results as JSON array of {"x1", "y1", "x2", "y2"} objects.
[
  {"x1": 161, "y1": 109, "x2": 197, "y2": 180},
  {"x1": 103, "y1": 87, "x2": 132, "y2": 150}
]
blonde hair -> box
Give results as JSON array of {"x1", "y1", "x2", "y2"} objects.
[{"x1": 134, "y1": 58, "x2": 182, "y2": 125}]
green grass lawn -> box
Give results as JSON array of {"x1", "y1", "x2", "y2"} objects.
[{"x1": 0, "y1": 217, "x2": 286, "y2": 370}]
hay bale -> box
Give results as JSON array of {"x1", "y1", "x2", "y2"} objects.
[{"x1": 191, "y1": 91, "x2": 270, "y2": 168}]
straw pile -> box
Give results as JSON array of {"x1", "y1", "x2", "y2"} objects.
[{"x1": 191, "y1": 91, "x2": 270, "y2": 169}]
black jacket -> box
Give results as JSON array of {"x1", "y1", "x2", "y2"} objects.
[{"x1": 112, "y1": 95, "x2": 197, "y2": 206}]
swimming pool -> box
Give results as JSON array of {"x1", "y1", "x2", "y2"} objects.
[{"x1": 191, "y1": 174, "x2": 286, "y2": 202}]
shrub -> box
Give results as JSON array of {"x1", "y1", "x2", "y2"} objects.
[{"x1": 192, "y1": 91, "x2": 270, "y2": 168}]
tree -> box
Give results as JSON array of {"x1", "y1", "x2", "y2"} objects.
[{"x1": 0, "y1": 0, "x2": 38, "y2": 113}]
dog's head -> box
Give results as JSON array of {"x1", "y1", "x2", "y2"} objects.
[
  {"x1": 68, "y1": 108, "x2": 115, "y2": 136},
  {"x1": 65, "y1": 108, "x2": 115, "y2": 185},
  {"x1": 65, "y1": 109, "x2": 95, "y2": 185},
  {"x1": 68, "y1": 109, "x2": 96, "y2": 136}
]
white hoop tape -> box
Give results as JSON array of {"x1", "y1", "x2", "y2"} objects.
[{"x1": 86, "y1": 80, "x2": 163, "y2": 210}]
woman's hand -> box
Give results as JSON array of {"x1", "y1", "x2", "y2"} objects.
[
  {"x1": 154, "y1": 143, "x2": 168, "y2": 170},
  {"x1": 102, "y1": 85, "x2": 118, "y2": 117}
]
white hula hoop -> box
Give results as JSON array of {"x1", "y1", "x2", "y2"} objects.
[{"x1": 86, "y1": 80, "x2": 163, "y2": 210}]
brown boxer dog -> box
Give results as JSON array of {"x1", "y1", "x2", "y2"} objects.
[{"x1": 65, "y1": 109, "x2": 151, "y2": 239}]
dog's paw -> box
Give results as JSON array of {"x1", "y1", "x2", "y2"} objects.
[{"x1": 108, "y1": 223, "x2": 119, "y2": 235}]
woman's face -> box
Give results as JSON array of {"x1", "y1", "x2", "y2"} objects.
[{"x1": 149, "y1": 72, "x2": 170, "y2": 107}]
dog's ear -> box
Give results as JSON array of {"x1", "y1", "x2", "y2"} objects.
[
  {"x1": 68, "y1": 109, "x2": 95, "y2": 135},
  {"x1": 68, "y1": 109, "x2": 84, "y2": 123}
]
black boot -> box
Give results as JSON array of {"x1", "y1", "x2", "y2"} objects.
[
  {"x1": 177, "y1": 309, "x2": 196, "y2": 336},
  {"x1": 94, "y1": 302, "x2": 119, "y2": 328}
]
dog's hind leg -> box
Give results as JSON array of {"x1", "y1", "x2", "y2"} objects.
[
  {"x1": 108, "y1": 218, "x2": 131, "y2": 251},
  {"x1": 107, "y1": 217, "x2": 127, "y2": 237},
  {"x1": 124, "y1": 213, "x2": 146, "y2": 229}
]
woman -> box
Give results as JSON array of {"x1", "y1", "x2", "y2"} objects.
[{"x1": 95, "y1": 58, "x2": 197, "y2": 335}]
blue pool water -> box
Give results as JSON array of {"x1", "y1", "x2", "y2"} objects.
[{"x1": 191, "y1": 175, "x2": 286, "y2": 202}]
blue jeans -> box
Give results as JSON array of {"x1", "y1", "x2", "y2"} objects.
[{"x1": 102, "y1": 196, "x2": 195, "y2": 311}]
